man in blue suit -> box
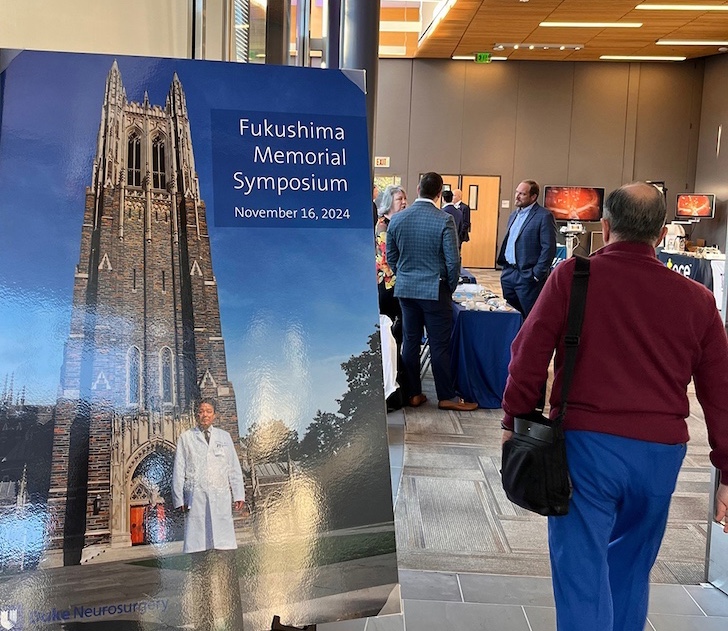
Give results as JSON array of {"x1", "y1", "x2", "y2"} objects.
[
  {"x1": 387, "y1": 172, "x2": 478, "y2": 412},
  {"x1": 453, "y1": 189, "x2": 471, "y2": 244},
  {"x1": 497, "y1": 180, "x2": 557, "y2": 317},
  {"x1": 441, "y1": 189, "x2": 463, "y2": 241}
]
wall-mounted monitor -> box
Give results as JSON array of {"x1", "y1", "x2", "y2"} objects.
[
  {"x1": 675, "y1": 193, "x2": 715, "y2": 219},
  {"x1": 543, "y1": 186, "x2": 605, "y2": 222}
]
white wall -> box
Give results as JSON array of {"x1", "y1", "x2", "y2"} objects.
[
  {"x1": 0, "y1": 0, "x2": 191, "y2": 58},
  {"x1": 375, "y1": 58, "x2": 705, "y2": 256}
]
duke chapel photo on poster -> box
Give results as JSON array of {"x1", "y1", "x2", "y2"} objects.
[{"x1": 49, "y1": 62, "x2": 242, "y2": 563}]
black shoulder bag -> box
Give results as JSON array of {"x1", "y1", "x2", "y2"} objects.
[{"x1": 500, "y1": 255, "x2": 590, "y2": 516}]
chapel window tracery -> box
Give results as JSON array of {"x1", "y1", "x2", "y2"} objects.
[
  {"x1": 152, "y1": 136, "x2": 167, "y2": 190},
  {"x1": 127, "y1": 132, "x2": 142, "y2": 187}
]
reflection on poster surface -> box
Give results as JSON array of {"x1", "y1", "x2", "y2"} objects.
[{"x1": 0, "y1": 50, "x2": 397, "y2": 629}]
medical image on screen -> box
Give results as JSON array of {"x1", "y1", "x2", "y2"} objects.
[
  {"x1": 543, "y1": 186, "x2": 604, "y2": 222},
  {"x1": 675, "y1": 194, "x2": 715, "y2": 218}
]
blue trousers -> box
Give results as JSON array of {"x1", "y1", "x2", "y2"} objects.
[
  {"x1": 548, "y1": 431, "x2": 686, "y2": 631},
  {"x1": 399, "y1": 283, "x2": 456, "y2": 401}
]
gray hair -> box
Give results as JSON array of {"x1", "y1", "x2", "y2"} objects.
[
  {"x1": 603, "y1": 182, "x2": 666, "y2": 244},
  {"x1": 377, "y1": 185, "x2": 406, "y2": 217}
]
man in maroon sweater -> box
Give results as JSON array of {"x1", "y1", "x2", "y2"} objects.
[{"x1": 502, "y1": 182, "x2": 728, "y2": 631}]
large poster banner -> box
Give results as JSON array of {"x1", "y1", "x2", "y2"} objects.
[{"x1": 0, "y1": 50, "x2": 397, "y2": 630}]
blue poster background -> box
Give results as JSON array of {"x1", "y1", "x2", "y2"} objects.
[{"x1": 211, "y1": 109, "x2": 370, "y2": 228}]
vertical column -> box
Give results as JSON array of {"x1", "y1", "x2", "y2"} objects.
[
  {"x1": 265, "y1": 0, "x2": 291, "y2": 65},
  {"x1": 325, "y1": 0, "x2": 341, "y2": 69},
  {"x1": 295, "y1": 0, "x2": 311, "y2": 67},
  {"x1": 340, "y1": 0, "x2": 381, "y2": 176},
  {"x1": 192, "y1": 0, "x2": 204, "y2": 59}
]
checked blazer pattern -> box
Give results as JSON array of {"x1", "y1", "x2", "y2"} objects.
[{"x1": 386, "y1": 198, "x2": 460, "y2": 301}]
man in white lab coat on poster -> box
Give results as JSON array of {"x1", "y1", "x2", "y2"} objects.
[{"x1": 172, "y1": 397, "x2": 245, "y2": 553}]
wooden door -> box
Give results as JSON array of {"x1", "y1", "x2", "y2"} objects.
[
  {"x1": 460, "y1": 176, "x2": 500, "y2": 268},
  {"x1": 130, "y1": 506, "x2": 145, "y2": 545},
  {"x1": 440, "y1": 174, "x2": 460, "y2": 203}
]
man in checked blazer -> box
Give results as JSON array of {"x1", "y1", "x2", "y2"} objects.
[
  {"x1": 386, "y1": 172, "x2": 478, "y2": 412},
  {"x1": 497, "y1": 179, "x2": 557, "y2": 317}
]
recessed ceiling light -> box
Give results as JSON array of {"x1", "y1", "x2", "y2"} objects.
[
  {"x1": 600, "y1": 55, "x2": 686, "y2": 61},
  {"x1": 657, "y1": 40, "x2": 728, "y2": 46},
  {"x1": 496, "y1": 43, "x2": 584, "y2": 51},
  {"x1": 541, "y1": 22, "x2": 642, "y2": 28},
  {"x1": 451, "y1": 54, "x2": 508, "y2": 61},
  {"x1": 636, "y1": 3, "x2": 728, "y2": 10}
]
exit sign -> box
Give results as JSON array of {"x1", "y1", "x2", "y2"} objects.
[
  {"x1": 475, "y1": 52, "x2": 491, "y2": 64},
  {"x1": 374, "y1": 156, "x2": 390, "y2": 168}
]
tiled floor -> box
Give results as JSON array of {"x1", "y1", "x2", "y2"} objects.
[
  {"x1": 317, "y1": 408, "x2": 728, "y2": 631},
  {"x1": 317, "y1": 268, "x2": 728, "y2": 631}
]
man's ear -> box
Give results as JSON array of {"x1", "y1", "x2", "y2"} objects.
[{"x1": 600, "y1": 218, "x2": 611, "y2": 244}]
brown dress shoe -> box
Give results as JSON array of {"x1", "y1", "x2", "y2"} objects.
[
  {"x1": 438, "y1": 398, "x2": 478, "y2": 411},
  {"x1": 408, "y1": 394, "x2": 427, "y2": 407}
]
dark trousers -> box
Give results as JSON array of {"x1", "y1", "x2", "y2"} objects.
[
  {"x1": 378, "y1": 283, "x2": 402, "y2": 323},
  {"x1": 500, "y1": 265, "x2": 546, "y2": 318},
  {"x1": 399, "y1": 283, "x2": 456, "y2": 402}
]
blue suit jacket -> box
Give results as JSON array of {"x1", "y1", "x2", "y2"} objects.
[
  {"x1": 442, "y1": 203, "x2": 463, "y2": 239},
  {"x1": 386, "y1": 199, "x2": 460, "y2": 300},
  {"x1": 497, "y1": 203, "x2": 557, "y2": 281},
  {"x1": 457, "y1": 202, "x2": 471, "y2": 242}
]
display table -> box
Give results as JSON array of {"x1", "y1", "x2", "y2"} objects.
[
  {"x1": 459, "y1": 267, "x2": 477, "y2": 284},
  {"x1": 449, "y1": 303, "x2": 522, "y2": 408},
  {"x1": 553, "y1": 245, "x2": 567, "y2": 268},
  {"x1": 656, "y1": 250, "x2": 714, "y2": 290}
]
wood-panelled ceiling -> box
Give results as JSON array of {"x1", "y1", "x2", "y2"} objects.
[{"x1": 379, "y1": 0, "x2": 728, "y2": 62}]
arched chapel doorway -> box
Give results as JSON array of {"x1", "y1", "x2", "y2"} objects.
[{"x1": 129, "y1": 449, "x2": 182, "y2": 545}]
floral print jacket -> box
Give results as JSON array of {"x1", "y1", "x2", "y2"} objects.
[{"x1": 375, "y1": 216, "x2": 396, "y2": 290}]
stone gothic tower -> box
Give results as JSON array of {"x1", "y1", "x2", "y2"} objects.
[{"x1": 49, "y1": 62, "x2": 240, "y2": 564}]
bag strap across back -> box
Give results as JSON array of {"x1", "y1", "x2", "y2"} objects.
[{"x1": 554, "y1": 255, "x2": 590, "y2": 427}]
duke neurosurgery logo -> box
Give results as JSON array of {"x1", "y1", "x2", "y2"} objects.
[{"x1": 0, "y1": 606, "x2": 21, "y2": 630}]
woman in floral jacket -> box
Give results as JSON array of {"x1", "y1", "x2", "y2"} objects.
[
  {"x1": 375, "y1": 184, "x2": 408, "y2": 409},
  {"x1": 375, "y1": 185, "x2": 407, "y2": 320}
]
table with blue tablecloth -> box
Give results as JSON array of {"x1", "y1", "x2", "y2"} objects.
[
  {"x1": 553, "y1": 245, "x2": 567, "y2": 268},
  {"x1": 459, "y1": 267, "x2": 477, "y2": 284},
  {"x1": 449, "y1": 303, "x2": 523, "y2": 408},
  {"x1": 656, "y1": 250, "x2": 714, "y2": 290}
]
